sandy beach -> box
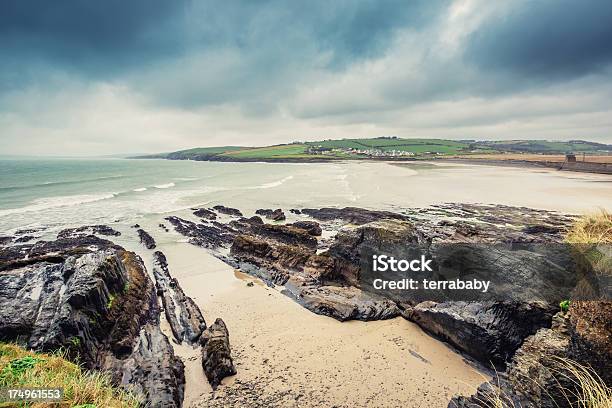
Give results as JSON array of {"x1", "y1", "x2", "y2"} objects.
[{"x1": 126, "y1": 240, "x2": 484, "y2": 408}]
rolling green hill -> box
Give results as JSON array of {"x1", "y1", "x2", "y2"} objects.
[{"x1": 133, "y1": 137, "x2": 611, "y2": 162}]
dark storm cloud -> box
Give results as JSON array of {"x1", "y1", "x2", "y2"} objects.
[
  {"x1": 466, "y1": 0, "x2": 612, "y2": 80},
  {"x1": 0, "y1": 0, "x2": 446, "y2": 80},
  {"x1": 0, "y1": 0, "x2": 188, "y2": 86}
]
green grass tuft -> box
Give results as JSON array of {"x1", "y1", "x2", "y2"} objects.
[{"x1": 0, "y1": 343, "x2": 140, "y2": 407}]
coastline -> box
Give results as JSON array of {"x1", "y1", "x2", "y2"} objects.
[{"x1": 131, "y1": 155, "x2": 612, "y2": 175}]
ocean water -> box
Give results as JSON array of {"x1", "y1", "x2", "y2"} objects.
[{"x1": 1, "y1": 158, "x2": 611, "y2": 236}]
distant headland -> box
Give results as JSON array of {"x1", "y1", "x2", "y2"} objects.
[{"x1": 133, "y1": 137, "x2": 612, "y2": 174}]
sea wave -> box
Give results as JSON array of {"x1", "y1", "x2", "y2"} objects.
[
  {"x1": 133, "y1": 187, "x2": 147, "y2": 192},
  {"x1": 0, "y1": 193, "x2": 116, "y2": 217},
  {"x1": 249, "y1": 175, "x2": 294, "y2": 190},
  {"x1": 0, "y1": 175, "x2": 124, "y2": 192},
  {"x1": 154, "y1": 182, "x2": 175, "y2": 189}
]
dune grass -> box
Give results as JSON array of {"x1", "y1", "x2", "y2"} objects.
[
  {"x1": 565, "y1": 210, "x2": 611, "y2": 292},
  {"x1": 550, "y1": 357, "x2": 612, "y2": 408},
  {"x1": 0, "y1": 343, "x2": 139, "y2": 408},
  {"x1": 566, "y1": 210, "x2": 612, "y2": 245},
  {"x1": 469, "y1": 358, "x2": 612, "y2": 408}
]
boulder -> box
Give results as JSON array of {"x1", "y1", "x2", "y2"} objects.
[
  {"x1": 290, "y1": 220, "x2": 322, "y2": 236},
  {"x1": 200, "y1": 318, "x2": 236, "y2": 389},
  {"x1": 212, "y1": 205, "x2": 243, "y2": 217},
  {"x1": 284, "y1": 279, "x2": 400, "y2": 322},
  {"x1": 256, "y1": 208, "x2": 286, "y2": 221},
  {"x1": 137, "y1": 228, "x2": 156, "y2": 249},
  {"x1": 193, "y1": 208, "x2": 217, "y2": 220}
]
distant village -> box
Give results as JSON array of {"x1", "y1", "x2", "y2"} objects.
[{"x1": 306, "y1": 145, "x2": 427, "y2": 157}]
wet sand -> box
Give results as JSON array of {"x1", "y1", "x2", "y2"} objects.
[{"x1": 154, "y1": 242, "x2": 486, "y2": 408}]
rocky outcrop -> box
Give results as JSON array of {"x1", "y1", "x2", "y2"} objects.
[
  {"x1": 153, "y1": 251, "x2": 206, "y2": 344},
  {"x1": 407, "y1": 301, "x2": 556, "y2": 367},
  {"x1": 256, "y1": 208, "x2": 286, "y2": 221},
  {"x1": 326, "y1": 219, "x2": 425, "y2": 285},
  {"x1": 567, "y1": 300, "x2": 612, "y2": 385},
  {"x1": 290, "y1": 220, "x2": 322, "y2": 236},
  {"x1": 213, "y1": 205, "x2": 243, "y2": 217},
  {"x1": 284, "y1": 279, "x2": 400, "y2": 321},
  {"x1": 108, "y1": 323, "x2": 185, "y2": 407},
  {"x1": 0, "y1": 236, "x2": 184, "y2": 407},
  {"x1": 450, "y1": 307, "x2": 611, "y2": 408},
  {"x1": 504, "y1": 314, "x2": 573, "y2": 408},
  {"x1": 57, "y1": 225, "x2": 121, "y2": 239},
  {"x1": 193, "y1": 208, "x2": 217, "y2": 220},
  {"x1": 302, "y1": 207, "x2": 408, "y2": 225},
  {"x1": 137, "y1": 228, "x2": 156, "y2": 249},
  {"x1": 165, "y1": 216, "x2": 235, "y2": 248},
  {"x1": 167, "y1": 203, "x2": 594, "y2": 379},
  {"x1": 200, "y1": 318, "x2": 236, "y2": 389}
]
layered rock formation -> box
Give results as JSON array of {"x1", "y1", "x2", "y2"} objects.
[
  {"x1": 0, "y1": 235, "x2": 184, "y2": 407},
  {"x1": 165, "y1": 203, "x2": 588, "y2": 367},
  {"x1": 152, "y1": 251, "x2": 207, "y2": 344}
]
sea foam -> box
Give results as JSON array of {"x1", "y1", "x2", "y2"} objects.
[{"x1": 0, "y1": 193, "x2": 116, "y2": 217}]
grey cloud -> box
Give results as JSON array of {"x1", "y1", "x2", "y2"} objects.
[{"x1": 465, "y1": 0, "x2": 612, "y2": 80}]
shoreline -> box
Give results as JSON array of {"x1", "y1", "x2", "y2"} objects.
[{"x1": 131, "y1": 155, "x2": 612, "y2": 175}]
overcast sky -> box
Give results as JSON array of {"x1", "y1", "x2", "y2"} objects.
[{"x1": 1, "y1": 0, "x2": 612, "y2": 155}]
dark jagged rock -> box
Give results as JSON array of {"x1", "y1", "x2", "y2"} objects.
[
  {"x1": 290, "y1": 220, "x2": 322, "y2": 236},
  {"x1": 505, "y1": 313, "x2": 573, "y2": 408},
  {"x1": 200, "y1": 318, "x2": 236, "y2": 389},
  {"x1": 159, "y1": 223, "x2": 169, "y2": 232},
  {"x1": 407, "y1": 301, "x2": 557, "y2": 367},
  {"x1": 255, "y1": 208, "x2": 273, "y2": 217},
  {"x1": 256, "y1": 208, "x2": 286, "y2": 221},
  {"x1": 406, "y1": 203, "x2": 574, "y2": 243},
  {"x1": 112, "y1": 323, "x2": 185, "y2": 407},
  {"x1": 248, "y1": 215, "x2": 264, "y2": 224},
  {"x1": 165, "y1": 216, "x2": 235, "y2": 248},
  {"x1": 137, "y1": 228, "x2": 156, "y2": 249},
  {"x1": 14, "y1": 227, "x2": 46, "y2": 236},
  {"x1": 326, "y1": 219, "x2": 424, "y2": 285},
  {"x1": 0, "y1": 237, "x2": 184, "y2": 407},
  {"x1": 302, "y1": 207, "x2": 408, "y2": 225},
  {"x1": 284, "y1": 279, "x2": 400, "y2": 321},
  {"x1": 290, "y1": 208, "x2": 302, "y2": 214},
  {"x1": 212, "y1": 205, "x2": 243, "y2": 217},
  {"x1": 254, "y1": 224, "x2": 317, "y2": 249},
  {"x1": 230, "y1": 235, "x2": 312, "y2": 284},
  {"x1": 193, "y1": 208, "x2": 217, "y2": 220},
  {"x1": 452, "y1": 308, "x2": 611, "y2": 408},
  {"x1": 132, "y1": 224, "x2": 140, "y2": 228},
  {"x1": 448, "y1": 381, "x2": 526, "y2": 408},
  {"x1": 227, "y1": 220, "x2": 318, "y2": 249},
  {"x1": 57, "y1": 225, "x2": 121, "y2": 239},
  {"x1": 13, "y1": 235, "x2": 35, "y2": 243},
  {"x1": 152, "y1": 251, "x2": 206, "y2": 344},
  {"x1": 0, "y1": 236, "x2": 10, "y2": 247},
  {"x1": 568, "y1": 301, "x2": 612, "y2": 385}
]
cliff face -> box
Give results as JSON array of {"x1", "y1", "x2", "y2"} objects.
[{"x1": 0, "y1": 235, "x2": 185, "y2": 407}]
